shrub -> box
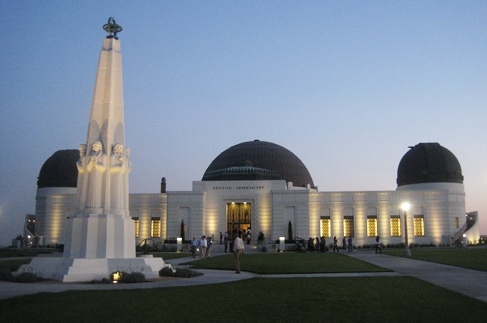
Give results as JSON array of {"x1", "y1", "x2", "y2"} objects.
[
  {"x1": 0, "y1": 267, "x2": 13, "y2": 281},
  {"x1": 159, "y1": 267, "x2": 201, "y2": 278},
  {"x1": 110, "y1": 271, "x2": 146, "y2": 283},
  {"x1": 122, "y1": 272, "x2": 146, "y2": 283},
  {"x1": 15, "y1": 272, "x2": 39, "y2": 283},
  {"x1": 159, "y1": 267, "x2": 174, "y2": 276}
]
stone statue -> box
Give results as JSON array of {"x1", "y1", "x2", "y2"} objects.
[
  {"x1": 122, "y1": 147, "x2": 132, "y2": 212},
  {"x1": 110, "y1": 143, "x2": 125, "y2": 211},
  {"x1": 76, "y1": 144, "x2": 88, "y2": 210},
  {"x1": 86, "y1": 141, "x2": 106, "y2": 208}
]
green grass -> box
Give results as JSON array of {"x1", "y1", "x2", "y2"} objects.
[
  {"x1": 142, "y1": 252, "x2": 191, "y2": 260},
  {"x1": 183, "y1": 253, "x2": 390, "y2": 274},
  {"x1": 1, "y1": 277, "x2": 486, "y2": 322},
  {"x1": 383, "y1": 248, "x2": 487, "y2": 271},
  {"x1": 0, "y1": 259, "x2": 33, "y2": 268},
  {"x1": 0, "y1": 248, "x2": 54, "y2": 258}
]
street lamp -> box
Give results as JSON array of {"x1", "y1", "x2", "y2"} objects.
[{"x1": 401, "y1": 202, "x2": 411, "y2": 257}]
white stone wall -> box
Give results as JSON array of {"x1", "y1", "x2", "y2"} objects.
[
  {"x1": 35, "y1": 187, "x2": 76, "y2": 245},
  {"x1": 31, "y1": 181, "x2": 474, "y2": 248},
  {"x1": 129, "y1": 194, "x2": 167, "y2": 243},
  {"x1": 166, "y1": 191, "x2": 204, "y2": 240}
]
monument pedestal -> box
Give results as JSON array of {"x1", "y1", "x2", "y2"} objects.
[{"x1": 20, "y1": 256, "x2": 168, "y2": 282}]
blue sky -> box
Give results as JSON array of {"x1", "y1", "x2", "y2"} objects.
[{"x1": 1, "y1": 1, "x2": 486, "y2": 245}]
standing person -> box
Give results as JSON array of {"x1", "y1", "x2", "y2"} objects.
[
  {"x1": 190, "y1": 237, "x2": 198, "y2": 258},
  {"x1": 375, "y1": 236, "x2": 382, "y2": 254},
  {"x1": 206, "y1": 236, "x2": 212, "y2": 257},
  {"x1": 342, "y1": 237, "x2": 347, "y2": 250},
  {"x1": 348, "y1": 236, "x2": 353, "y2": 252},
  {"x1": 220, "y1": 232, "x2": 223, "y2": 244},
  {"x1": 199, "y1": 236, "x2": 207, "y2": 258},
  {"x1": 315, "y1": 237, "x2": 320, "y2": 253},
  {"x1": 333, "y1": 236, "x2": 339, "y2": 252},
  {"x1": 247, "y1": 229, "x2": 251, "y2": 245},
  {"x1": 233, "y1": 231, "x2": 245, "y2": 274},
  {"x1": 321, "y1": 237, "x2": 326, "y2": 253},
  {"x1": 224, "y1": 233, "x2": 229, "y2": 253}
]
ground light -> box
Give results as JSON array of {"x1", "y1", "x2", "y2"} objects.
[
  {"x1": 279, "y1": 237, "x2": 285, "y2": 252},
  {"x1": 112, "y1": 271, "x2": 122, "y2": 283},
  {"x1": 401, "y1": 202, "x2": 411, "y2": 257},
  {"x1": 177, "y1": 237, "x2": 182, "y2": 252}
]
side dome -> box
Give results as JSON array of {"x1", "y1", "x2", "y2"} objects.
[
  {"x1": 202, "y1": 140, "x2": 314, "y2": 188},
  {"x1": 37, "y1": 150, "x2": 79, "y2": 188},
  {"x1": 397, "y1": 143, "x2": 463, "y2": 187}
]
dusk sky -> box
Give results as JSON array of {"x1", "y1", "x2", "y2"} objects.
[{"x1": 1, "y1": 1, "x2": 486, "y2": 246}]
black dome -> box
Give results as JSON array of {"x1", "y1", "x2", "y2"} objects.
[
  {"x1": 37, "y1": 150, "x2": 79, "y2": 188},
  {"x1": 397, "y1": 143, "x2": 463, "y2": 187},
  {"x1": 202, "y1": 140, "x2": 314, "y2": 187}
]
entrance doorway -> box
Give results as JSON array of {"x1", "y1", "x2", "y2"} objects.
[{"x1": 227, "y1": 202, "x2": 251, "y2": 240}]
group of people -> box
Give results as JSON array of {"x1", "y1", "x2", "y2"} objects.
[
  {"x1": 332, "y1": 236, "x2": 354, "y2": 252},
  {"x1": 296, "y1": 236, "x2": 327, "y2": 252},
  {"x1": 190, "y1": 231, "x2": 246, "y2": 274},
  {"x1": 190, "y1": 235, "x2": 215, "y2": 258}
]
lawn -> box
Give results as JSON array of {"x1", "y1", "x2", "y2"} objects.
[
  {"x1": 183, "y1": 252, "x2": 390, "y2": 274},
  {"x1": 146, "y1": 252, "x2": 191, "y2": 260},
  {"x1": 1, "y1": 277, "x2": 486, "y2": 322},
  {"x1": 383, "y1": 248, "x2": 487, "y2": 271}
]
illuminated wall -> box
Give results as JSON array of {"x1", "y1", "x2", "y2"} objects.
[{"x1": 30, "y1": 179, "x2": 477, "y2": 247}]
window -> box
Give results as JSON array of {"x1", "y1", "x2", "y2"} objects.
[
  {"x1": 320, "y1": 216, "x2": 330, "y2": 238},
  {"x1": 455, "y1": 217, "x2": 459, "y2": 229},
  {"x1": 390, "y1": 216, "x2": 401, "y2": 237},
  {"x1": 151, "y1": 217, "x2": 161, "y2": 238},
  {"x1": 367, "y1": 216, "x2": 377, "y2": 237},
  {"x1": 414, "y1": 215, "x2": 424, "y2": 237},
  {"x1": 133, "y1": 217, "x2": 139, "y2": 238},
  {"x1": 344, "y1": 216, "x2": 354, "y2": 237}
]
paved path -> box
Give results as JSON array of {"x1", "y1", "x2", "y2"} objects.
[{"x1": 1, "y1": 251, "x2": 486, "y2": 303}]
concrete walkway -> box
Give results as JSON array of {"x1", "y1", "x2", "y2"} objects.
[{"x1": 1, "y1": 250, "x2": 486, "y2": 303}]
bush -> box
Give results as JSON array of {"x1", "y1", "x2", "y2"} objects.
[
  {"x1": 110, "y1": 271, "x2": 146, "y2": 283},
  {"x1": 161, "y1": 245, "x2": 177, "y2": 252},
  {"x1": 15, "y1": 272, "x2": 39, "y2": 283},
  {"x1": 159, "y1": 267, "x2": 201, "y2": 278},
  {"x1": 0, "y1": 267, "x2": 13, "y2": 281},
  {"x1": 122, "y1": 272, "x2": 146, "y2": 283}
]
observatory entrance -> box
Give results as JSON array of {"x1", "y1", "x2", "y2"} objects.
[{"x1": 227, "y1": 202, "x2": 251, "y2": 240}]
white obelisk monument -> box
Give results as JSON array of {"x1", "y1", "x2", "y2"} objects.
[{"x1": 21, "y1": 18, "x2": 168, "y2": 282}]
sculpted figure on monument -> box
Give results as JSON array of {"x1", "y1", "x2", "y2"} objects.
[
  {"x1": 76, "y1": 144, "x2": 88, "y2": 210},
  {"x1": 86, "y1": 141, "x2": 106, "y2": 208},
  {"x1": 110, "y1": 143, "x2": 125, "y2": 211},
  {"x1": 122, "y1": 147, "x2": 132, "y2": 211}
]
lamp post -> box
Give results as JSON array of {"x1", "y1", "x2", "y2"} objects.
[{"x1": 401, "y1": 202, "x2": 411, "y2": 257}]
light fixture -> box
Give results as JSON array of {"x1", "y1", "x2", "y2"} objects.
[
  {"x1": 401, "y1": 202, "x2": 411, "y2": 257},
  {"x1": 112, "y1": 271, "x2": 122, "y2": 283}
]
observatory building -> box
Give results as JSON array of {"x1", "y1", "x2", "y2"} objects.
[{"x1": 26, "y1": 140, "x2": 480, "y2": 248}]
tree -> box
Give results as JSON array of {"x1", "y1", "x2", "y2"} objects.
[
  {"x1": 180, "y1": 220, "x2": 185, "y2": 241},
  {"x1": 288, "y1": 221, "x2": 293, "y2": 241}
]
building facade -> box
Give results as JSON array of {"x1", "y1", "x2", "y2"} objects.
[{"x1": 25, "y1": 140, "x2": 480, "y2": 248}]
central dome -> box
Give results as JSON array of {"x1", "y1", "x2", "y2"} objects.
[{"x1": 202, "y1": 140, "x2": 314, "y2": 187}]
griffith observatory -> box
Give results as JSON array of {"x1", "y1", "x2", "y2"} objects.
[{"x1": 22, "y1": 20, "x2": 481, "y2": 255}]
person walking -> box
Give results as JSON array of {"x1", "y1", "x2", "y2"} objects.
[
  {"x1": 190, "y1": 237, "x2": 198, "y2": 258},
  {"x1": 375, "y1": 236, "x2": 382, "y2": 254},
  {"x1": 347, "y1": 236, "x2": 353, "y2": 252},
  {"x1": 333, "y1": 236, "x2": 339, "y2": 252},
  {"x1": 206, "y1": 236, "x2": 212, "y2": 257},
  {"x1": 233, "y1": 231, "x2": 245, "y2": 274},
  {"x1": 224, "y1": 232, "x2": 229, "y2": 253},
  {"x1": 199, "y1": 236, "x2": 207, "y2": 258}
]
